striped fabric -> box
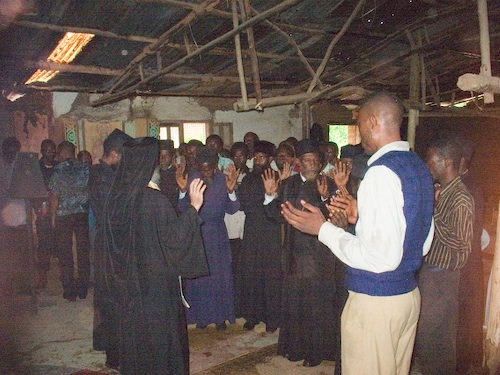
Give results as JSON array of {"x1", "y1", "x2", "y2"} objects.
[{"x1": 425, "y1": 176, "x2": 474, "y2": 270}]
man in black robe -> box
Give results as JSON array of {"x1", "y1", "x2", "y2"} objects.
[
  {"x1": 263, "y1": 139, "x2": 340, "y2": 368},
  {"x1": 89, "y1": 129, "x2": 132, "y2": 370},
  {"x1": 237, "y1": 140, "x2": 282, "y2": 332},
  {"x1": 102, "y1": 137, "x2": 208, "y2": 375}
]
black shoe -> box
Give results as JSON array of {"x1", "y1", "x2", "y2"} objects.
[
  {"x1": 284, "y1": 353, "x2": 301, "y2": 362},
  {"x1": 243, "y1": 320, "x2": 256, "y2": 331},
  {"x1": 303, "y1": 358, "x2": 322, "y2": 367},
  {"x1": 77, "y1": 287, "x2": 88, "y2": 299},
  {"x1": 76, "y1": 279, "x2": 88, "y2": 299},
  {"x1": 266, "y1": 323, "x2": 278, "y2": 333},
  {"x1": 63, "y1": 290, "x2": 76, "y2": 301},
  {"x1": 216, "y1": 322, "x2": 227, "y2": 331},
  {"x1": 196, "y1": 323, "x2": 207, "y2": 329}
]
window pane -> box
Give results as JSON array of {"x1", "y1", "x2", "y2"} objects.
[
  {"x1": 159, "y1": 127, "x2": 168, "y2": 140},
  {"x1": 328, "y1": 125, "x2": 349, "y2": 148},
  {"x1": 183, "y1": 122, "x2": 206, "y2": 143},
  {"x1": 170, "y1": 127, "x2": 180, "y2": 148}
]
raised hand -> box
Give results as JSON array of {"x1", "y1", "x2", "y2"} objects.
[
  {"x1": 262, "y1": 168, "x2": 279, "y2": 196},
  {"x1": 225, "y1": 163, "x2": 239, "y2": 193},
  {"x1": 278, "y1": 162, "x2": 291, "y2": 181},
  {"x1": 328, "y1": 159, "x2": 350, "y2": 188},
  {"x1": 316, "y1": 173, "x2": 329, "y2": 200},
  {"x1": 189, "y1": 178, "x2": 206, "y2": 211},
  {"x1": 175, "y1": 156, "x2": 188, "y2": 192}
]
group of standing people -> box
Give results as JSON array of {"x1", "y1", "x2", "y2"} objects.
[{"x1": 0, "y1": 89, "x2": 485, "y2": 375}]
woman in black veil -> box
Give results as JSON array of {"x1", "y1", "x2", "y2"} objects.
[{"x1": 100, "y1": 137, "x2": 208, "y2": 374}]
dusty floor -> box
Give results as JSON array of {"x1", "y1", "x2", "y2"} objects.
[{"x1": 0, "y1": 259, "x2": 336, "y2": 375}]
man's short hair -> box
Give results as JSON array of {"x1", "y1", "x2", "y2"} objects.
[
  {"x1": 230, "y1": 142, "x2": 249, "y2": 158},
  {"x1": 276, "y1": 144, "x2": 295, "y2": 158},
  {"x1": 428, "y1": 131, "x2": 465, "y2": 169},
  {"x1": 41, "y1": 139, "x2": 56, "y2": 151},
  {"x1": 359, "y1": 90, "x2": 405, "y2": 128},
  {"x1": 159, "y1": 140, "x2": 174, "y2": 152},
  {"x1": 57, "y1": 141, "x2": 76, "y2": 156},
  {"x1": 206, "y1": 134, "x2": 223, "y2": 148}
]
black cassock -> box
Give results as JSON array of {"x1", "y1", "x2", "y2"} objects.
[
  {"x1": 89, "y1": 160, "x2": 120, "y2": 364},
  {"x1": 237, "y1": 170, "x2": 282, "y2": 328},
  {"x1": 102, "y1": 138, "x2": 208, "y2": 375},
  {"x1": 265, "y1": 173, "x2": 344, "y2": 364}
]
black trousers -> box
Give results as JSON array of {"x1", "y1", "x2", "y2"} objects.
[
  {"x1": 56, "y1": 213, "x2": 90, "y2": 293},
  {"x1": 35, "y1": 216, "x2": 57, "y2": 274}
]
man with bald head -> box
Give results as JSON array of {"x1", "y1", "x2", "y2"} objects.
[{"x1": 280, "y1": 91, "x2": 435, "y2": 374}]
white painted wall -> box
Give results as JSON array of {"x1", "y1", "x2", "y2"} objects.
[
  {"x1": 52, "y1": 93, "x2": 302, "y2": 146},
  {"x1": 215, "y1": 105, "x2": 302, "y2": 145},
  {"x1": 53, "y1": 92, "x2": 78, "y2": 118}
]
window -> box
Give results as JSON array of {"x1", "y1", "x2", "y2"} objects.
[
  {"x1": 159, "y1": 122, "x2": 208, "y2": 147},
  {"x1": 328, "y1": 124, "x2": 360, "y2": 149}
]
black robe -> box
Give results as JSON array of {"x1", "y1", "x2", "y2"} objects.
[
  {"x1": 119, "y1": 188, "x2": 207, "y2": 374},
  {"x1": 265, "y1": 173, "x2": 341, "y2": 363},
  {"x1": 159, "y1": 165, "x2": 180, "y2": 215},
  {"x1": 102, "y1": 137, "x2": 208, "y2": 375},
  {"x1": 237, "y1": 170, "x2": 282, "y2": 327},
  {"x1": 89, "y1": 160, "x2": 120, "y2": 363}
]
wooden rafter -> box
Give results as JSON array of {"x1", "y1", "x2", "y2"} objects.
[
  {"x1": 307, "y1": 0, "x2": 366, "y2": 93},
  {"x1": 91, "y1": 0, "x2": 307, "y2": 107},
  {"x1": 240, "y1": 0, "x2": 262, "y2": 103},
  {"x1": 108, "y1": 0, "x2": 223, "y2": 94}
]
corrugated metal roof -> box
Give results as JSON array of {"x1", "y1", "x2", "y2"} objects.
[{"x1": 0, "y1": 0, "x2": 498, "y2": 109}]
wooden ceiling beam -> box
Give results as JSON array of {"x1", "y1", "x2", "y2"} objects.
[
  {"x1": 14, "y1": 19, "x2": 324, "y2": 65},
  {"x1": 108, "y1": 0, "x2": 223, "y2": 93},
  {"x1": 24, "y1": 60, "x2": 288, "y2": 86},
  {"x1": 25, "y1": 61, "x2": 122, "y2": 76},
  {"x1": 307, "y1": 0, "x2": 365, "y2": 93},
  {"x1": 91, "y1": 0, "x2": 308, "y2": 107},
  {"x1": 13, "y1": 20, "x2": 156, "y2": 43}
]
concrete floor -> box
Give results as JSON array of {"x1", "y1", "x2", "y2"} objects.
[
  {"x1": 0, "y1": 259, "x2": 336, "y2": 375},
  {"x1": 1, "y1": 245, "x2": 493, "y2": 375}
]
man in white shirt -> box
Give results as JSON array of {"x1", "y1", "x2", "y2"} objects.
[{"x1": 281, "y1": 91, "x2": 435, "y2": 375}]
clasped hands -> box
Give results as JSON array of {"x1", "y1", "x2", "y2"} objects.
[{"x1": 280, "y1": 185, "x2": 358, "y2": 235}]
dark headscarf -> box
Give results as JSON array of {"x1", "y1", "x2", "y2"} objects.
[{"x1": 101, "y1": 137, "x2": 158, "y2": 299}]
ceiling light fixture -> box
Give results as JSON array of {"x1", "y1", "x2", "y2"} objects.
[{"x1": 25, "y1": 32, "x2": 94, "y2": 84}]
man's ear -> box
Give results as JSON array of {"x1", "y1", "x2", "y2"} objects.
[{"x1": 443, "y1": 156, "x2": 453, "y2": 168}]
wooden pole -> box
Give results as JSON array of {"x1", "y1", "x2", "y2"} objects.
[
  {"x1": 485, "y1": 200, "x2": 500, "y2": 372},
  {"x1": 108, "y1": 0, "x2": 223, "y2": 93},
  {"x1": 240, "y1": 0, "x2": 262, "y2": 104},
  {"x1": 478, "y1": 0, "x2": 494, "y2": 104},
  {"x1": 231, "y1": 0, "x2": 249, "y2": 111},
  {"x1": 301, "y1": 102, "x2": 311, "y2": 139},
  {"x1": 91, "y1": 0, "x2": 307, "y2": 107},
  {"x1": 306, "y1": 0, "x2": 366, "y2": 93},
  {"x1": 405, "y1": 29, "x2": 421, "y2": 149},
  {"x1": 234, "y1": 86, "x2": 368, "y2": 112}
]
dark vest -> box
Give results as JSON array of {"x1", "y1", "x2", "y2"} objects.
[{"x1": 345, "y1": 150, "x2": 434, "y2": 296}]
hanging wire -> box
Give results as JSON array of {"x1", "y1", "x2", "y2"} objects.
[{"x1": 471, "y1": 91, "x2": 485, "y2": 111}]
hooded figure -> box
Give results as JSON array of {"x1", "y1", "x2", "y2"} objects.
[{"x1": 101, "y1": 137, "x2": 208, "y2": 374}]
